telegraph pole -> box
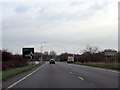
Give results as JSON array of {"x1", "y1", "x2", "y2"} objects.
[
  {"x1": 73, "y1": 47, "x2": 75, "y2": 59},
  {"x1": 40, "y1": 42, "x2": 47, "y2": 62}
]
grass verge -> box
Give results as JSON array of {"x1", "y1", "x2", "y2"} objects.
[
  {"x1": 2, "y1": 62, "x2": 44, "y2": 81},
  {"x1": 74, "y1": 62, "x2": 120, "y2": 71}
]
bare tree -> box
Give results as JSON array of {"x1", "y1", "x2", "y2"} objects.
[
  {"x1": 83, "y1": 44, "x2": 99, "y2": 54},
  {"x1": 83, "y1": 45, "x2": 99, "y2": 62},
  {"x1": 49, "y1": 50, "x2": 57, "y2": 58}
]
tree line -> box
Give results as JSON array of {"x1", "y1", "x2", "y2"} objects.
[
  {"x1": 1, "y1": 49, "x2": 26, "y2": 70},
  {"x1": 38, "y1": 45, "x2": 119, "y2": 63},
  {"x1": 1, "y1": 45, "x2": 120, "y2": 70},
  {"x1": 57, "y1": 45, "x2": 119, "y2": 63}
]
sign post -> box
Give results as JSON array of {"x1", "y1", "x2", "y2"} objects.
[
  {"x1": 22, "y1": 48, "x2": 34, "y2": 64},
  {"x1": 104, "y1": 51, "x2": 117, "y2": 63}
]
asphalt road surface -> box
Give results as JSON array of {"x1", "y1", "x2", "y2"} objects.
[{"x1": 3, "y1": 62, "x2": 118, "y2": 89}]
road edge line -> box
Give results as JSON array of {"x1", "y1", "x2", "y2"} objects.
[
  {"x1": 5, "y1": 62, "x2": 46, "y2": 89},
  {"x1": 74, "y1": 63, "x2": 119, "y2": 73}
]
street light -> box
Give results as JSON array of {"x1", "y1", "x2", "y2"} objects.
[
  {"x1": 40, "y1": 42, "x2": 47, "y2": 61},
  {"x1": 73, "y1": 47, "x2": 75, "y2": 58}
]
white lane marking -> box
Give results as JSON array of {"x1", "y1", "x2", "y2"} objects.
[
  {"x1": 6, "y1": 63, "x2": 46, "y2": 90},
  {"x1": 69, "y1": 72, "x2": 72, "y2": 74},
  {"x1": 78, "y1": 76, "x2": 84, "y2": 80}
]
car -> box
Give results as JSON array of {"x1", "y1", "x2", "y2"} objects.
[{"x1": 49, "y1": 59, "x2": 55, "y2": 64}]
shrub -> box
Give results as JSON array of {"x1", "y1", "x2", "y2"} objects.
[{"x1": 2, "y1": 49, "x2": 27, "y2": 70}]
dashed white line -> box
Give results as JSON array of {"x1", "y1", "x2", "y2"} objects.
[
  {"x1": 6, "y1": 63, "x2": 46, "y2": 90},
  {"x1": 78, "y1": 76, "x2": 84, "y2": 80},
  {"x1": 69, "y1": 72, "x2": 72, "y2": 74}
]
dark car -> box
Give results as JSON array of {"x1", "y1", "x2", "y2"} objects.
[{"x1": 49, "y1": 59, "x2": 55, "y2": 64}]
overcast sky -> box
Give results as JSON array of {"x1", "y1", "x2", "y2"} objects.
[{"x1": 1, "y1": 0, "x2": 119, "y2": 55}]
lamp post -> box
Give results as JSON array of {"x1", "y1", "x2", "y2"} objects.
[
  {"x1": 73, "y1": 47, "x2": 75, "y2": 59},
  {"x1": 40, "y1": 42, "x2": 47, "y2": 62}
]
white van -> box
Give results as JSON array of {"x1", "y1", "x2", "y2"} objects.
[{"x1": 67, "y1": 56, "x2": 74, "y2": 63}]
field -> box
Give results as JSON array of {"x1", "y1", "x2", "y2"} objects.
[{"x1": 74, "y1": 62, "x2": 120, "y2": 71}]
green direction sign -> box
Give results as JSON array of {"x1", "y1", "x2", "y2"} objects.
[{"x1": 22, "y1": 48, "x2": 34, "y2": 59}]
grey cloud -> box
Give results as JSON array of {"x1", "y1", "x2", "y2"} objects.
[
  {"x1": 69, "y1": 0, "x2": 99, "y2": 6},
  {"x1": 3, "y1": 18, "x2": 24, "y2": 31},
  {"x1": 2, "y1": 1, "x2": 118, "y2": 54},
  {"x1": 90, "y1": 2, "x2": 108, "y2": 11},
  {"x1": 35, "y1": 8, "x2": 67, "y2": 21},
  {"x1": 67, "y1": 1, "x2": 109, "y2": 21},
  {"x1": 15, "y1": 5, "x2": 30, "y2": 14},
  {"x1": 69, "y1": 1, "x2": 85, "y2": 6}
]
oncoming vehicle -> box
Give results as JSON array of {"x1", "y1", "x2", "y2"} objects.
[
  {"x1": 67, "y1": 56, "x2": 74, "y2": 63},
  {"x1": 49, "y1": 59, "x2": 55, "y2": 64}
]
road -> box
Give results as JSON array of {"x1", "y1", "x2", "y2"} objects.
[{"x1": 3, "y1": 62, "x2": 118, "y2": 89}]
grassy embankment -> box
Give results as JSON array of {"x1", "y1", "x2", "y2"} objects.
[
  {"x1": 2, "y1": 62, "x2": 44, "y2": 81},
  {"x1": 74, "y1": 62, "x2": 120, "y2": 71}
]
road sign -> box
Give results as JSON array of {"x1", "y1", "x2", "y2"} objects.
[
  {"x1": 22, "y1": 48, "x2": 34, "y2": 59},
  {"x1": 104, "y1": 51, "x2": 117, "y2": 63},
  {"x1": 105, "y1": 51, "x2": 117, "y2": 56}
]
